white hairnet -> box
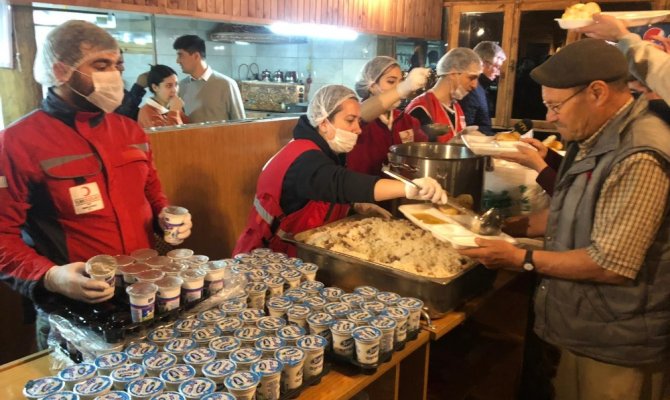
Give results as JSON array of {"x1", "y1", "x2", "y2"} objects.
[
  {"x1": 307, "y1": 85, "x2": 358, "y2": 127},
  {"x1": 355, "y1": 56, "x2": 399, "y2": 99},
  {"x1": 436, "y1": 48, "x2": 482, "y2": 76},
  {"x1": 34, "y1": 20, "x2": 119, "y2": 87}
]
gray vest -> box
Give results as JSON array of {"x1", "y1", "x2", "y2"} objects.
[{"x1": 535, "y1": 98, "x2": 670, "y2": 366}]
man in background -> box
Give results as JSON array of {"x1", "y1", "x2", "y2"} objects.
[
  {"x1": 114, "y1": 49, "x2": 149, "y2": 120},
  {"x1": 173, "y1": 35, "x2": 245, "y2": 122},
  {"x1": 460, "y1": 41, "x2": 506, "y2": 135}
]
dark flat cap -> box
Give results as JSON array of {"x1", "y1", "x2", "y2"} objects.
[{"x1": 530, "y1": 38, "x2": 628, "y2": 88}]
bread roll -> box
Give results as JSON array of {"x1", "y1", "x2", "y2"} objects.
[
  {"x1": 495, "y1": 131, "x2": 521, "y2": 142},
  {"x1": 562, "y1": 2, "x2": 601, "y2": 20}
]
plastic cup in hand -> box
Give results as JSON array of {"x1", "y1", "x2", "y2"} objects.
[
  {"x1": 126, "y1": 282, "x2": 158, "y2": 323},
  {"x1": 154, "y1": 276, "x2": 183, "y2": 313},
  {"x1": 274, "y1": 347, "x2": 306, "y2": 391},
  {"x1": 250, "y1": 359, "x2": 283, "y2": 400},
  {"x1": 330, "y1": 320, "x2": 356, "y2": 358},
  {"x1": 223, "y1": 371, "x2": 260, "y2": 400},
  {"x1": 85, "y1": 255, "x2": 117, "y2": 286},
  {"x1": 296, "y1": 335, "x2": 327, "y2": 379},
  {"x1": 162, "y1": 206, "x2": 189, "y2": 245},
  {"x1": 352, "y1": 326, "x2": 382, "y2": 366}
]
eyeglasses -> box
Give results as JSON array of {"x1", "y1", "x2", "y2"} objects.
[
  {"x1": 543, "y1": 86, "x2": 587, "y2": 115},
  {"x1": 484, "y1": 60, "x2": 503, "y2": 71}
]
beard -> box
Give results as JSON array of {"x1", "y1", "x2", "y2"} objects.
[{"x1": 68, "y1": 71, "x2": 100, "y2": 112}]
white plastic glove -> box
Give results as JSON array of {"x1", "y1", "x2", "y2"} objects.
[
  {"x1": 43, "y1": 262, "x2": 115, "y2": 303},
  {"x1": 158, "y1": 207, "x2": 193, "y2": 245},
  {"x1": 396, "y1": 67, "x2": 431, "y2": 99},
  {"x1": 404, "y1": 177, "x2": 448, "y2": 205},
  {"x1": 353, "y1": 203, "x2": 392, "y2": 219}
]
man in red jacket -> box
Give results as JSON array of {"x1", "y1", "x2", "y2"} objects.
[{"x1": 0, "y1": 20, "x2": 192, "y2": 347}]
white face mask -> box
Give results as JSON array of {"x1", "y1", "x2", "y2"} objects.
[
  {"x1": 70, "y1": 70, "x2": 125, "y2": 113},
  {"x1": 326, "y1": 121, "x2": 359, "y2": 153}
]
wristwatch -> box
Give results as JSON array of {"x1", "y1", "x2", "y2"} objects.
[{"x1": 523, "y1": 250, "x2": 535, "y2": 272}]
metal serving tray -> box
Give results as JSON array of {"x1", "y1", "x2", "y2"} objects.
[{"x1": 290, "y1": 218, "x2": 497, "y2": 319}]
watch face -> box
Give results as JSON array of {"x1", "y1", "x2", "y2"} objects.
[{"x1": 523, "y1": 262, "x2": 534, "y2": 272}]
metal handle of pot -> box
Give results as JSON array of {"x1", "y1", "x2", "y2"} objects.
[
  {"x1": 382, "y1": 164, "x2": 421, "y2": 189},
  {"x1": 386, "y1": 161, "x2": 419, "y2": 173},
  {"x1": 421, "y1": 307, "x2": 435, "y2": 330}
]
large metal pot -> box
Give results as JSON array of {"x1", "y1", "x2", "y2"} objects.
[{"x1": 388, "y1": 143, "x2": 486, "y2": 212}]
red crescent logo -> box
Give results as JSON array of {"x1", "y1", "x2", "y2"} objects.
[
  {"x1": 82, "y1": 186, "x2": 91, "y2": 196},
  {"x1": 643, "y1": 27, "x2": 664, "y2": 41}
]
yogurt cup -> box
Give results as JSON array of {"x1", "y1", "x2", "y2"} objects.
[
  {"x1": 296, "y1": 335, "x2": 327, "y2": 379},
  {"x1": 223, "y1": 371, "x2": 260, "y2": 400},
  {"x1": 376, "y1": 291, "x2": 401, "y2": 306},
  {"x1": 183, "y1": 348, "x2": 217, "y2": 376},
  {"x1": 143, "y1": 352, "x2": 178, "y2": 377},
  {"x1": 233, "y1": 252, "x2": 254, "y2": 263},
  {"x1": 263, "y1": 275, "x2": 285, "y2": 297},
  {"x1": 306, "y1": 312, "x2": 334, "y2": 345},
  {"x1": 353, "y1": 286, "x2": 379, "y2": 301},
  {"x1": 276, "y1": 325, "x2": 306, "y2": 346},
  {"x1": 231, "y1": 263, "x2": 253, "y2": 281},
  {"x1": 340, "y1": 293, "x2": 365, "y2": 309},
  {"x1": 215, "y1": 317, "x2": 244, "y2": 335},
  {"x1": 286, "y1": 305, "x2": 311, "y2": 329},
  {"x1": 245, "y1": 282, "x2": 268, "y2": 310},
  {"x1": 369, "y1": 316, "x2": 397, "y2": 356},
  {"x1": 352, "y1": 326, "x2": 382, "y2": 366},
  {"x1": 209, "y1": 336, "x2": 241, "y2": 359},
  {"x1": 38, "y1": 391, "x2": 79, "y2": 400},
  {"x1": 174, "y1": 319, "x2": 204, "y2": 336},
  {"x1": 284, "y1": 257, "x2": 303, "y2": 266},
  {"x1": 280, "y1": 270, "x2": 302, "y2": 289},
  {"x1": 167, "y1": 249, "x2": 194, "y2": 261},
  {"x1": 113, "y1": 255, "x2": 135, "y2": 288},
  {"x1": 149, "y1": 392, "x2": 185, "y2": 400},
  {"x1": 154, "y1": 276, "x2": 183, "y2": 313},
  {"x1": 321, "y1": 287, "x2": 345, "y2": 302},
  {"x1": 219, "y1": 299, "x2": 247, "y2": 316},
  {"x1": 254, "y1": 336, "x2": 285, "y2": 358},
  {"x1": 178, "y1": 269, "x2": 206, "y2": 303},
  {"x1": 266, "y1": 296, "x2": 292, "y2": 319},
  {"x1": 147, "y1": 327, "x2": 178, "y2": 349},
  {"x1": 229, "y1": 347, "x2": 263, "y2": 371},
  {"x1": 73, "y1": 376, "x2": 113, "y2": 400},
  {"x1": 361, "y1": 301, "x2": 386, "y2": 315},
  {"x1": 265, "y1": 252, "x2": 287, "y2": 262},
  {"x1": 127, "y1": 377, "x2": 164, "y2": 400},
  {"x1": 161, "y1": 263, "x2": 188, "y2": 278},
  {"x1": 347, "y1": 310, "x2": 374, "y2": 327},
  {"x1": 233, "y1": 326, "x2": 265, "y2": 348},
  {"x1": 330, "y1": 320, "x2": 357, "y2": 358},
  {"x1": 323, "y1": 302, "x2": 352, "y2": 319},
  {"x1": 201, "y1": 261, "x2": 227, "y2": 296},
  {"x1": 397, "y1": 297, "x2": 424, "y2": 334},
  {"x1": 197, "y1": 309, "x2": 225, "y2": 327},
  {"x1": 96, "y1": 391, "x2": 131, "y2": 400},
  {"x1": 125, "y1": 342, "x2": 158, "y2": 363},
  {"x1": 201, "y1": 393, "x2": 234, "y2": 400},
  {"x1": 85, "y1": 255, "x2": 117, "y2": 286},
  {"x1": 250, "y1": 359, "x2": 283, "y2": 400},
  {"x1": 95, "y1": 352, "x2": 129, "y2": 376},
  {"x1": 296, "y1": 263, "x2": 318, "y2": 281},
  {"x1": 201, "y1": 359, "x2": 236, "y2": 386},
  {"x1": 239, "y1": 309, "x2": 266, "y2": 326},
  {"x1": 136, "y1": 270, "x2": 166, "y2": 284},
  {"x1": 110, "y1": 363, "x2": 146, "y2": 391},
  {"x1": 130, "y1": 248, "x2": 159, "y2": 262},
  {"x1": 126, "y1": 282, "x2": 158, "y2": 323},
  {"x1": 59, "y1": 363, "x2": 98, "y2": 390},
  {"x1": 263, "y1": 262, "x2": 287, "y2": 276},
  {"x1": 251, "y1": 248, "x2": 272, "y2": 257},
  {"x1": 178, "y1": 377, "x2": 216, "y2": 400},
  {"x1": 159, "y1": 365, "x2": 196, "y2": 392},
  {"x1": 191, "y1": 326, "x2": 222, "y2": 347},
  {"x1": 248, "y1": 269, "x2": 269, "y2": 283},
  {"x1": 23, "y1": 376, "x2": 65, "y2": 399},
  {"x1": 381, "y1": 306, "x2": 410, "y2": 345},
  {"x1": 145, "y1": 256, "x2": 171, "y2": 270},
  {"x1": 303, "y1": 295, "x2": 327, "y2": 312},
  {"x1": 274, "y1": 347, "x2": 306, "y2": 391},
  {"x1": 119, "y1": 264, "x2": 151, "y2": 285},
  {"x1": 299, "y1": 280, "x2": 324, "y2": 296},
  {"x1": 164, "y1": 338, "x2": 197, "y2": 360},
  {"x1": 256, "y1": 316, "x2": 286, "y2": 335},
  {"x1": 283, "y1": 288, "x2": 308, "y2": 304},
  {"x1": 187, "y1": 255, "x2": 209, "y2": 269}
]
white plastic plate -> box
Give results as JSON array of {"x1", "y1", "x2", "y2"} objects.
[
  {"x1": 461, "y1": 134, "x2": 537, "y2": 156},
  {"x1": 554, "y1": 18, "x2": 594, "y2": 29},
  {"x1": 602, "y1": 10, "x2": 670, "y2": 26}
]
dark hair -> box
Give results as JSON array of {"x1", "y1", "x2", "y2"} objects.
[
  {"x1": 173, "y1": 35, "x2": 206, "y2": 58},
  {"x1": 147, "y1": 64, "x2": 178, "y2": 94}
]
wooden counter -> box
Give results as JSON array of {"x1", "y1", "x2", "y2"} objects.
[{"x1": 0, "y1": 333, "x2": 430, "y2": 400}]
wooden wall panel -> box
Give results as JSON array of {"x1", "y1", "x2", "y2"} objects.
[
  {"x1": 149, "y1": 118, "x2": 296, "y2": 258},
  {"x1": 14, "y1": 0, "x2": 444, "y2": 39}
]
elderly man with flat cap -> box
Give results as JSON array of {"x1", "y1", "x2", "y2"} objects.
[{"x1": 459, "y1": 38, "x2": 670, "y2": 400}]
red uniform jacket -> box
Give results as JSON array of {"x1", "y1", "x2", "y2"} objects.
[
  {"x1": 234, "y1": 139, "x2": 350, "y2": 256},
  {"x1": 0, "y1": 108, "x2": 168, "y2": 300},
  {"x1": 405, "y1": 91, "x2": 466, "y2": 142},
  {"x1": 347, "y1": 110, "x2": 428, "y2": 177}
]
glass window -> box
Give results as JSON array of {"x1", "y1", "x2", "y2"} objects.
[
  {"x1": 0, "y1": 0, "x2": 12, "y2": 69},
  {"x1": 511, "y1": 10, "x2": 567, "y2": 121}
]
